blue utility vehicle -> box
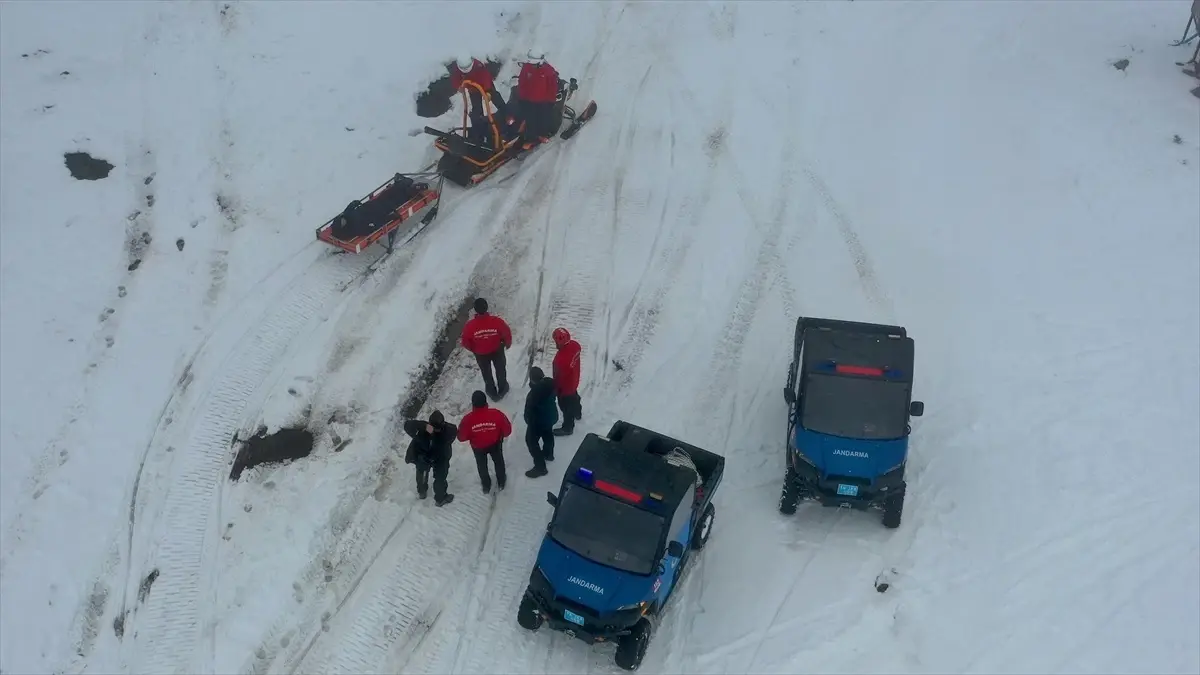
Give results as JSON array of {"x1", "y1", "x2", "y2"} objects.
[
  {"x1": 780, "y1": 317, "x2": 924, "y2": 527},
  {"x1": 519, "y1": 420, "x2": 724, "y2": 670}
]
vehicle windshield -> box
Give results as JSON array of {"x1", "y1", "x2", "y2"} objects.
[
  {"x1": 549, "y1": 483, "x2": 665, "y2": 576},
  {"x1": 801, "y1": 373, "x2": 911, "y2": 440}
]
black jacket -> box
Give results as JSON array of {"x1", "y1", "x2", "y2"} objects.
[
  {"x1": 524, "y1": 378, "x2": 559, "y2": 429},
  {"x1": 402, "y1": 419, "x2": 457, "y2": 464}
]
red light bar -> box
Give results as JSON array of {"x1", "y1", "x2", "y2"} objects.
[
  {"x1": 593, "y1": 479, "x2": 642, "y2": 503},
  {"x1": 836, "y1": 364, "x2": 885, "y2": 376}
]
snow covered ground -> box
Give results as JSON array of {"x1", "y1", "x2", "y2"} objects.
[{"x1": 2, "y1": 1, "x2": 1197, "y2": 673}]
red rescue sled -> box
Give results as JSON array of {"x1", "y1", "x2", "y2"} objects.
[{"x1": 316, "y1": 172, "x2": 443, "y2": 254}]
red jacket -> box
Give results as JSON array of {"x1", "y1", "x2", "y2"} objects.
[
  {"x1": 450, "y1": 59, "x2": 495, "y2": 92},
  {"x1": 517, "y1": 62, "x2": 559, "y2": 104},
  {"x1": 456, "y1": 406, "x2": 512, "y2": 450},
  {"x1": 552, "y1": 339, "x2": 582, "y2": 396},
  {"x1": 461, "y1": 313, "x2": 512, "y2": 355}
]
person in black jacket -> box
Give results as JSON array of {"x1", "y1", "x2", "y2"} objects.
[
  {"x1": 403, "y1": 410, "x2": 456, "y2": 506},
  {"x1": 523, "y1": 366, "x2": 559, "y2": 478}
]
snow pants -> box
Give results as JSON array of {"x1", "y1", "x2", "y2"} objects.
[
  {"x1": 475, "y1": 348, "x2": 509, "y2": 398},
  {"x1": 473, "y1": 441, "x2": 507, "y2": 492}
]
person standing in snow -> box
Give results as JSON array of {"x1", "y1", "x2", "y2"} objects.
[
  {"x1": 402, "y1": 410, "x2": 456, "y2": 506},
  {"x1": 456, "y1": 390, "x2": 512, "y2": 493},
  {"x1": 450, "y1": 55, "x2": 509, "y2": 125},
  {"x1": 514, "y1": 48, "x2": 560, "y2": 150},
  {"x1": 551, "y1": 327, "x2": 583, "y2": 436},
  {"x1": 523, "y1": 366, "x2": 558, "y2": 478},
  {"x1": 460, "y1": 297, "x2": 512, "y2": 400}
]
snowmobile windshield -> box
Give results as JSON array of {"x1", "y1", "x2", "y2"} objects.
[
  {"x1": 549, "y1": 483, "x2": 665, "y2": 576},
  {"x1": 801, "y1": 372, "x2": 911, "y2": 440}
]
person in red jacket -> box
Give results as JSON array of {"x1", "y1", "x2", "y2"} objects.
[
  {"x1": 450, "y1": 55, "x2": 509, "y2": 144},
  {"x1": 551, "y1": 327, "x2": 583, "y2": 436},
  {"x1": 460, "y1": 297, "x2": 512, "y2": 400},
  {"x1": 456, "y1": 390, "x2": 512, "y2": 492},
  {"x1": 514, "y1": 48, "x2": 560, "y2": 149}
]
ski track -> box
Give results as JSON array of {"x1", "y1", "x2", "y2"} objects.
[{"x1": 122, "y1": 248, "x2": 383, "y2": 674}]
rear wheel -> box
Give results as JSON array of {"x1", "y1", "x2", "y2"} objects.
[
  {"x1": 614, "y1": 617, "x2": 652, "y2": 671},
  {"x1": 882, "y1": 491, "x2": 904, "y2": 529},
  {"x1": 691, "y1": 503, "x2": 715, "y2": 550},
  {"x1": 517, "y1": 593, "x2": 543, "y2": 630}
]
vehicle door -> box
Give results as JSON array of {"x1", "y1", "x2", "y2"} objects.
[{"x1": 655, "y1": 486, "x2": 695, "y2": 606}]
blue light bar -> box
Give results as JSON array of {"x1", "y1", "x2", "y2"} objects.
[{"x1": 577, "y1": 467, "x2": 594, "y2": 482}]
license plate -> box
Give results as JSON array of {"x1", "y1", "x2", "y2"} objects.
[
  {"x1": 836, "y1": 483, "x2": 859, "y2": 497},
  {"x1": 563, "y1": 609, "x2": 585, "y2": 626}
]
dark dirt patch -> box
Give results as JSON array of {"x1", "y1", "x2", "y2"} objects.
[
  {"x1": 415, "y1": 59, "x2": 504, "y2": 119},
  {"x1": 76, "y1": 580, "x2": 109, "y2": 657},
  {"x1": 64, "y1": 152, "x2": 114, "y2": 180},
  {"x1": 398, "y1": 296, "x2": 475, "y2": 419},
  {"x1": 230, "y1": 427, "x2": 315, "y2": 481},
  {"x1": 176, "y1": 237, "x2": 185, "y2": 251},
  {"x1": 1112, "y1": 58, "x2": 1130, "y2": 72},
  {"x1": 137, "y1": 568, "x2": 159, "y2": 603}
]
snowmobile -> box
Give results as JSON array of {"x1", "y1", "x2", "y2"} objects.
[
  {"x1": 424, "y1": 77, "x2": 597, "y2": 188},
  {"x1": 315, "y1": 171, "x2": 443, "y2": 254}
]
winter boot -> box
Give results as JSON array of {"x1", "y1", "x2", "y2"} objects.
[
  {"x1": 525, "y1": 464, "x2": 548, "y2": 478},
  {"x1": 435, "y1": 493, "x2": 455, "y2": 507},
  {"x1": 418, "y1": 488, "x2": 428, "y2": 499},
  {"x1": 553, "y1": 424, "x2": 574, "y2": 437}
]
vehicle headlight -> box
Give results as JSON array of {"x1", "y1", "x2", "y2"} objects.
[
  {"x1": 793, "y1": 450, "x2": 816, "y2": 466},
  {"x1": 616, "y1": 601, "x2": 648, "y2": 611}
]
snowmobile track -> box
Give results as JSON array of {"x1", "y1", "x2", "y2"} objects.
[
  {"x1": 294, "y1": 490, "x2": 496, "y2": 674},
  {"x1": 123, "y1": 249, "x2": 385, "y2": 674}
]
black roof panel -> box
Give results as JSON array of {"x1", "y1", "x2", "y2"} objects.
[
  {"x1": 802, "y1": 326, "x2": 915, "y2": 382},
  {"x1": 566, "y1": 426, "x2": 698, "y2": 510}
]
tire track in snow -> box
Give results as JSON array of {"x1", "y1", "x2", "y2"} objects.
[
  {"x1": 243, "y1": 466, "x2": 419, "y2": 674},
  {"x1": 801, "y1": 164, "x2": 895, "y2": 319},
  {"x1": 603, "y1": 55, "x2": 734, "y2": 396},
  {"x1": 444, "y1": 481, "x2": 556, "y2": 675},
  {"x1": 122, "y1": 249, "x2": 383, "y2": 675},
  {"x1": 281, "y1": 151, "x2": 564, "y2": 674},
  {"x1": 533, "y1": 64, "x2": 652, "y2": 390},
  {"x1": 689, "y1": 140, "x2": 797, "y2": 451},
  {"x1": 289, "y1": 492, "x2": 497, "y2": 674}
]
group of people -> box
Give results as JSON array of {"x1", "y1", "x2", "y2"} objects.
[
  {"x1": 401, "y1": 297, "x2": 583, "y2": 506},
  {"x1": 449, "y1": 48, "x2": 562, "y2": 152}
]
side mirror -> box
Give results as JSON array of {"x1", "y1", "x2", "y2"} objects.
[
  {"x1": 546, "y1": 491, "x2": 558, "y2": 507},
  {"x1": 783, "y1": 387, "x2": 795, "y2": 404},
  {"x1": 667, "y1": 541, "x2": 684, "y2": 558},
  {"x1": 909, "y1": 401, "x2": 924, "y2": 417}
]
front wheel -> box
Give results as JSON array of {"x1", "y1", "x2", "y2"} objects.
[
  {"x1": 692, "y1": 503, "x2": 715, "y2": 550},
  {"x1": 882, "y1": 491, "x2": 904, "y2": 529},
  {"x1": 517, "y1": 593, "x2": 543, "y2": 630},
  {"x1": 779, "y1": 462, "x2": 800, "y2": 515},
  {"x1": 614, "y1": 617, "x2": 652, "y2": 671}
]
